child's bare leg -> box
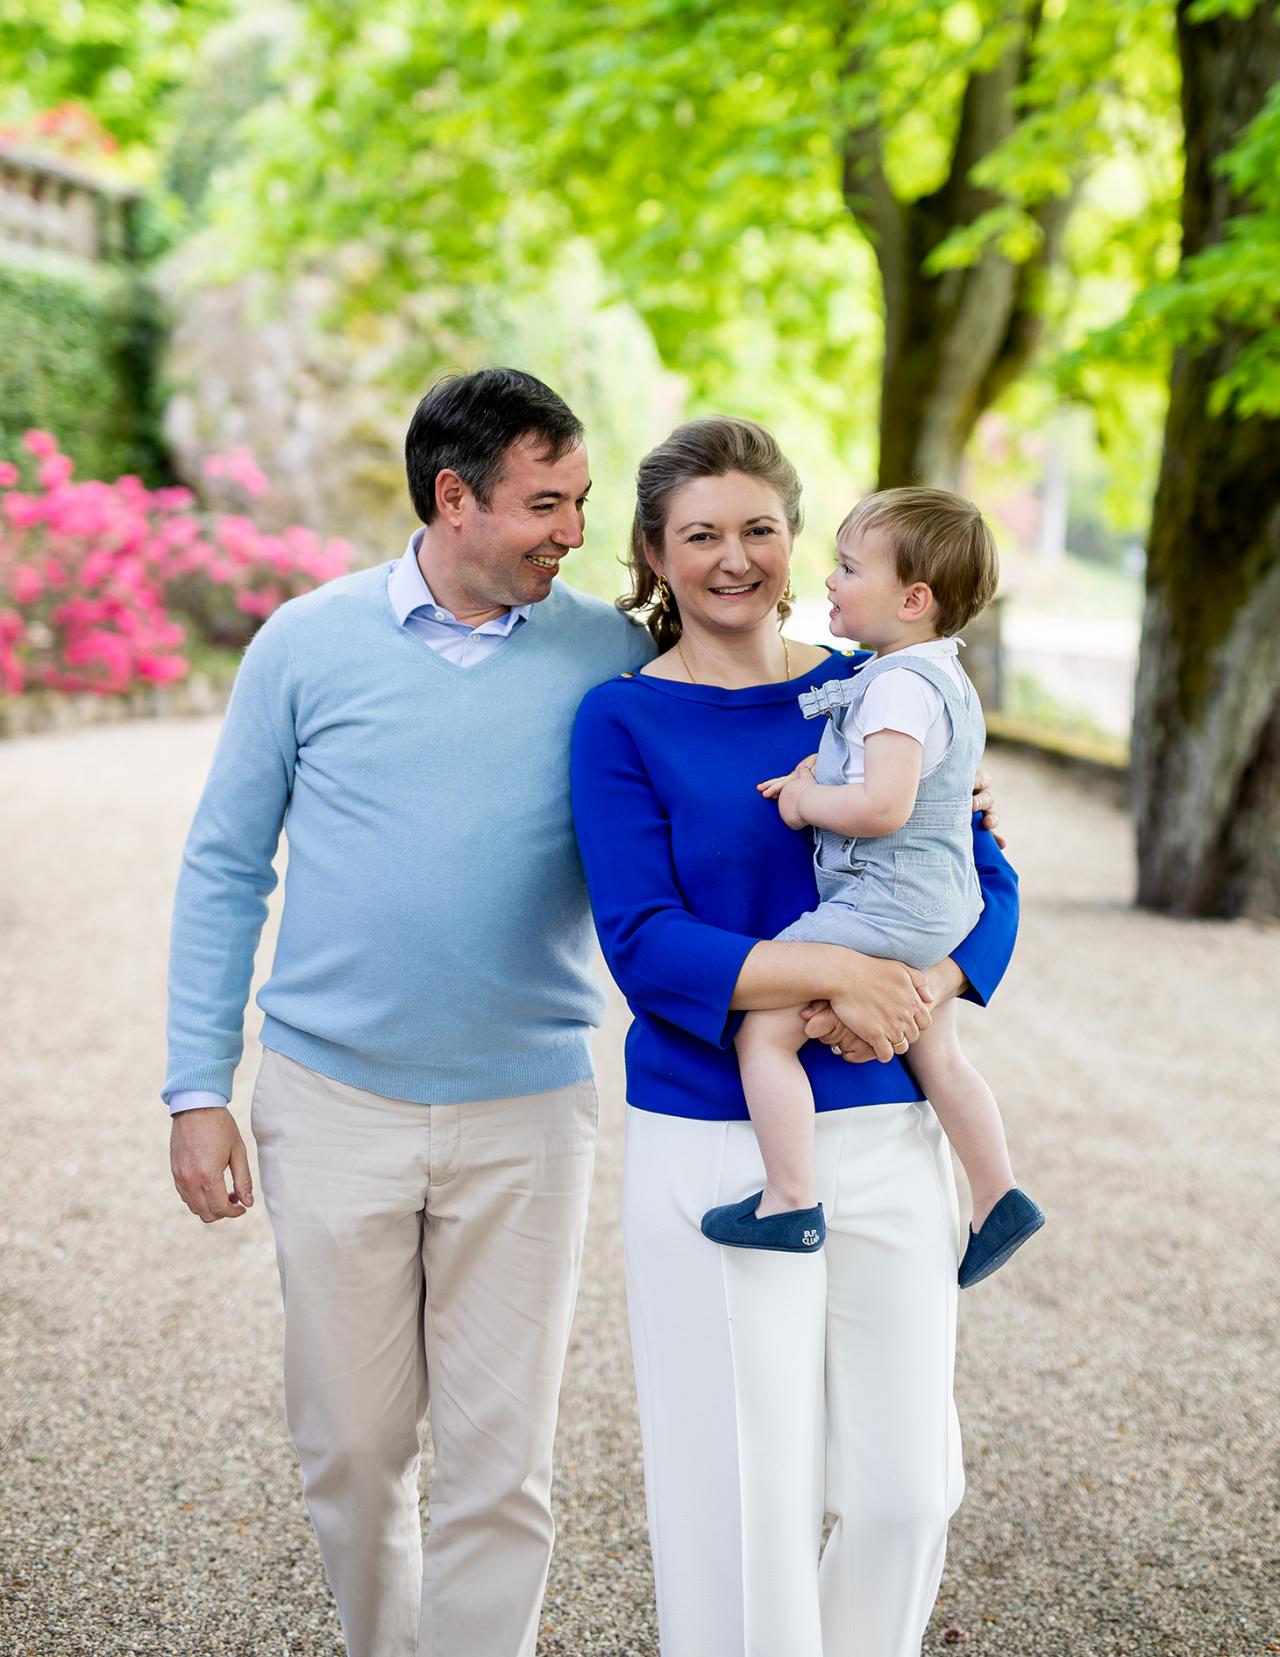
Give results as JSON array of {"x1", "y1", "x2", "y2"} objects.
[
  {"x1": 907, "y1": 1000, "x2": 1015, "y2": 1231},
  {"x1": 734, "y1": 1006, "x2": 816, "y2": 1216}
]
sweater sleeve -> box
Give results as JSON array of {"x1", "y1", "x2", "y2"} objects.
[
  {"x1": 953, "y1": 818, "x2": 1019, "y2": 1007},
  {"x1": 571, "y1": 689, "x2": 759, "y2": 1048},
  {"x1": 162, "y1": 615, "x2": 299, "y2": 1104}
]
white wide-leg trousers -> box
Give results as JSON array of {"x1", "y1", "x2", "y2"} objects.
[
  {"x1": 251, "y1": 1051, "x2": 598, "y2": 1657},
  {"x1": 624, "y1": 1099, "x2": 964, "y2": 1657}
]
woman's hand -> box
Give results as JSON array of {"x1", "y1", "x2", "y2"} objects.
[
  {"x1": 972, "y1": 766, "x2": 1006, "y2": 849},
  {"x1": 758, "y1": 754, "x2": 819, "y2": 831},
  {"x1": 800, "y1": 1001, "x2": 877, "y2": 1063},
  {"x1": 824, "y1": 954, "x2": 933, "y2": 1063},
  {"x1": 804, "y1": 956, "x2": 968, "y2": 1060}
]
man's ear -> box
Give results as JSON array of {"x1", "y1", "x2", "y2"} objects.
[{"x1": 435, "y1": 468, "x2": 469, "y2": 526}]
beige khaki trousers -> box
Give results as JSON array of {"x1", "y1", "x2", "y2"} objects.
[{"x1": 250, "y1": 1050, "x2": 598, "y2": 1657}]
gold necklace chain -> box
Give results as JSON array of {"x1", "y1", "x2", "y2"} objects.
[{"x1": 675, "y1": 630, "x2": 791, "y2": 685}]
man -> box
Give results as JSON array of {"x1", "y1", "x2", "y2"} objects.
[{"x1": 165, "y1": 369, "x2": 652, "y2": 1657}]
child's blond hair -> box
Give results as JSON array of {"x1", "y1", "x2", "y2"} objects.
[{"x1": 840, "y1": 487, "x2": 999, "y2": 637}]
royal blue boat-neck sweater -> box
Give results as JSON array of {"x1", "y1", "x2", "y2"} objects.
[{"x1": 570, "y1": 651, "x2": 1019, "y2": 1121}]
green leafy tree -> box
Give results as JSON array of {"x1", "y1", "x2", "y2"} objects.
[{"x1": 221, "y1": 0, "x2": 1177, "y2": 488}]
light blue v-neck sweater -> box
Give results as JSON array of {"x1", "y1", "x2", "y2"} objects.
[{"x1": 163, "y1": 564, "x2": 652, "y2": 1106}]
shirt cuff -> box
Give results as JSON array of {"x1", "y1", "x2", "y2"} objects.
[{"x1": 168, "y1": 1089, "x2": 231, "y2": 1116}]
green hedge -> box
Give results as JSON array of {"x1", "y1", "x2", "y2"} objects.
[{"x1": 0, "y1": 243, "x2": 167, "y2": 484}]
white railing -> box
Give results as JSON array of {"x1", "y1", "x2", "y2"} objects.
[{"x1": 0, "y1": 146, "x2": 136, "y2": 263}]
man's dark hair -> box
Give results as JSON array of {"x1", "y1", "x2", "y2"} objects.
[{"x1": 405, "y1": 368, "x2": 584, "y2": 523}]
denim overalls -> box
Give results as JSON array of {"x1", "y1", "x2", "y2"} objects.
[{"x1": 774, "y1": 653, "x2": 985, "y2": 970}]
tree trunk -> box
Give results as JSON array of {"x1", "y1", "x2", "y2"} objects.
[
  {"x1": 1132, "y1": 1, "x2": 1280, "y2": 918},
  {"x1": 842, "y1": 8, "x2": 1072, "y2": 490}
]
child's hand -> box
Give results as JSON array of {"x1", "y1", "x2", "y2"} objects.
[{"x1": 759, "y1": 754, "x2": 818, "y2": 830}]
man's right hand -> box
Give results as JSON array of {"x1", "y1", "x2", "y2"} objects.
[
  {"x1": 171, "y1": 1108, "x2": 255, "y2": 1222},
  {"x1": 827, "y1": 953, "x2": 932, "y2": 1063}
]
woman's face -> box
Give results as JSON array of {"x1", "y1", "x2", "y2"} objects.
[{"x1": 650, "y1": 472, "x2": 792, "y2": 643}]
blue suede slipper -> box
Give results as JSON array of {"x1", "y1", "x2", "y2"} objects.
[
  {"x1": 701, "y1": 1191, "x2": 826, "y2": 1253},
  {"x1": 958, "y1": 1187, "x2": 1045, "y2": 1288}
]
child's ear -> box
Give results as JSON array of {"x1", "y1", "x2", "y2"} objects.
[{"x1": 902, "y1": 581, "x2": 934, "y2": 621}]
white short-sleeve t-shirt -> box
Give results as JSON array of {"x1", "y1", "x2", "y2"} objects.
[{"x1": 836, "y1": 639, "x2": 965, "y2": 785}]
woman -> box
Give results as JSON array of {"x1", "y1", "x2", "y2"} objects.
[{"x1": 570, "y1": 417, "x2": 1018, "y2": 1657}]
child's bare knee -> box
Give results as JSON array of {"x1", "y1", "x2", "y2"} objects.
[{"x1": 736, "y1": 1007, "x2": 806, "y2": 1056}]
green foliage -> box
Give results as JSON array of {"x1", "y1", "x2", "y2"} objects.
[
  {"x1": 0, "y1": 0, "x2": 232, "y2": 166},
  {"x1": 4, "y1": 0, "x2": 1204, "y2": 556},
  {"x1": 1063, "y1": 10, "x2": 1280, "y2": 419},
  {"x1": 202, "y1": 0, "x2": 1185, "y2": 515},
  {"x1": 0, "y1": 246, "x2": 167, "y2": 481},
  {"x1": 163, "y1": 12, "x2": 292, "y2": 210}
]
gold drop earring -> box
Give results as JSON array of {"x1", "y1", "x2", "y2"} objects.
[
  {"x1": 780, "y1": 575, "x2": 795, "y2": 608},
  {"x1": 656, "y1": 576, "x2": 671, "y2": 613}
]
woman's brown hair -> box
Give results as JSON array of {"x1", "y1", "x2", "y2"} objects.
[{"x1": 619, "y1": 417, "x2": 804, "y2": 651}]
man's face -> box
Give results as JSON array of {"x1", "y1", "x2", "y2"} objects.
[{"x1": 452, "y1": 436, "x2": 591, "y2": 609}]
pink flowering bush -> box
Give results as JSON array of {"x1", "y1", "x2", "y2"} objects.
[{"x1": 0, "y1": 432, "x2": 354, "y2": 698}]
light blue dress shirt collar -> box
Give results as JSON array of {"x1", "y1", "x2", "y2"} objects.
[{"x1": 389, "y1": 529, "x2": 532, "y2": 636}]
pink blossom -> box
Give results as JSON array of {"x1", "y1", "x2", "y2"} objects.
[
  {"x1": 0, "y1": 650, "x2": 23, "y2": 694},
  {"x1": 161, "y1": 516, "x2": 200, "y2": 546},
  {"x1": 9, "y1": 565, "x2": 44, "y2": 604},
  {"x1": 4, "y1": 493, "x2": 43, "y2": 528},
  {"x1": 136, "y1": 654, "x2": 188, "y2": 683},
  {"x1": 5, "y1": 430, "x2": 345, "y2": 702},
  {"x1": 57, "y1": 597, "x2": 107, "y2": 627},
  {"x1": 151, "y1": 486, "x2": 195, "y2": 512},
  {"x1": 38, "y1": 454, "x2": 75, "y2": 489}
]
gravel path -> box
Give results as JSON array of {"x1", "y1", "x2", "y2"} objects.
[{"x1": 1, "y1": 717, "x2": 1277, "y2": 1656}]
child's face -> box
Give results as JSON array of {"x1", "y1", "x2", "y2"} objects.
[{"x1": 826, "y1": 524, "x2": 915, "y2": 647}]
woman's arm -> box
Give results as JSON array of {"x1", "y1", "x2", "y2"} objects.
[
  {"x1": 951, "y1": 817, "x2": 1018, "y2": 1006},
  {"x1": 731, "y1": 940, "x2": 932, "y2": 1060},
  {"x1": 571, "y1": 691, "x2": 933, "y2": 1063}
]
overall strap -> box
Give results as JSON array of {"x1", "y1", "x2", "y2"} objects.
[
  {"x1": 851, "y1": 649, "x2": 973, "y2": 723},
  {"x1": 797, "y1": 677, "x2": 863, "y2": 721},
  {"x1": 854, "y1": 651, "x2": 985, "y2": 792}
]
